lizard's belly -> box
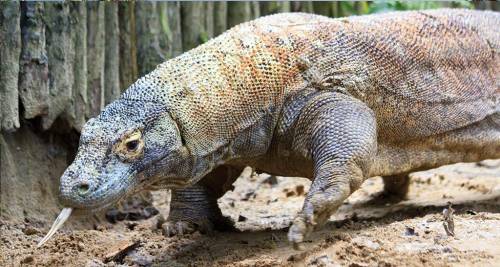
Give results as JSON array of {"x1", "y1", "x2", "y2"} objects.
[
  {"x1": 251, "y1": 153, "x2": 314, "y2": 179},
  {"x1": 369, "y1": 112, "x2": 500, "y2": 177},
  {"x1": 252, "y1": 114, "x2": 499, "y2": 180}
]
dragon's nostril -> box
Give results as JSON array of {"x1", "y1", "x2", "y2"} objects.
[{"x1": 76, "y1": 182, "x2": 90, "y2": 196}]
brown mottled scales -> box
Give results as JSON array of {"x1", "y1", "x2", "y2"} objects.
[{"x1": 54, "y1": 9, "x2": 499, "y2": 248}]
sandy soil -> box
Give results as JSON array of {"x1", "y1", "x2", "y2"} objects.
[{"x1": 1, "y1": 160, "x2": 499, "y2": 267}]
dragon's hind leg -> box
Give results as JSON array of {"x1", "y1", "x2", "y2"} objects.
[
  {"x1": 373, "y1": 112, "x2": 500, "y2": 203},
  {"x1": 382, "y1": 173, "x2": 410, "y2": 199},
  {"x1": 366, "y1": 173, "x2": 411, "y2": 204}
]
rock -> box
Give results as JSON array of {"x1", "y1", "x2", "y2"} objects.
[
  {"x1": 352, "y1": 236, "x2": 380, "y2": 250},
  {"x1": 124, "y1": 250, "x2": 154, "y2": 267},
  {"x1": 308, "y1": 255, "x2": 339, "y2": 267}
]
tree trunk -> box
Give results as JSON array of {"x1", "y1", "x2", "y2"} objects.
[
  {"x1": 355, "y1": 1, "x2": 369, "y2": 15},
  {"x1": 292, "y1": 2, "x2": 314, "y2": 13},
  {"x1": 157, "y1": 2, "x2": 170, "y2": 59},
  {"x1": 227, "y1": 2, "x2": 251, "y2": 28},
  {"x1": 181, "y1": 2, "x2": 206, "y2": 51},
  {"x1": 104, "y1": 3, "x2": 120, "y2": 105},
  {"x1": 104, "y1": 2, "x2": 120, "y2": 105},
  {"x1": 473, "y1": 1, "x2": 492, "y2": 10},
  {"x1": 205, "y1": 2, "x2": 214, "y2": 39},
  {"x1": 260, "y1": 1, "x2": 291, "y2": 16},
  {"x1": 157, "y1": 2, "x2": 183, "y2": 59},
  {"x1": 18, "y1": 3, "x2": 49, "y2": 120},
  {"x1": 166, "y1": 2, "x2": 183, "y2": 57},
  {"x1": 0, "y1": 2, "x2": 21, "y2": 132},
  {"x1": 43, "y1": 2, "x2": 74, "y2": 130},
  {"x1": 67, "y1": 3, "x2": 87, "y2": 131},
  {"x1": 118, "y1": 2, "x2": 138, "y2": 90},
  {"x1": 313, "y1": 1, "x2": 332, "y2": 17},
  {"x1": 135, "y1": 2, "x2": 165, "y2": 76},
  {"x1": 213, "y1": 2, "x2": 227, "y2": 36},
  {"x1": 331, "y1": 2, "x2": 340, "y2": 18},
  {"x1": 251, "y1": 2, "x2": 261, "y2": 19},
  {"x1": 86, "y1": 2, "x2": 105, "y2": 119}
]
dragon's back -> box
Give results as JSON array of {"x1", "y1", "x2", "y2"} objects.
[
  {"x1": 123, "y1": 9, "x2": 499, "y2": 152},
  {"x1": 324, "y1": 9, "x2": 499, "y2": 140}
]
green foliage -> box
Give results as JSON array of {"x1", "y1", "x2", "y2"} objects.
[
  {"x1": 368, "y1": 1, "x2": 473, "y2": 14},
  {"x1": 199, "y1": 31, "x2": 209, "y2": 43},
  {"x1": 330, "y1": 1, "x2": 474, "y2": 16},
  {"x1": 159, "y1": 9, "x2": 172, "y2": 42}
]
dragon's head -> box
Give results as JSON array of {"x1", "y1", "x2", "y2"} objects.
[
  {"x1": 60, "y1": 99, "x2": 192, "y2": 210},
  {"x1": 38, "y1": 99, "x2": 193, "y2": 246}
]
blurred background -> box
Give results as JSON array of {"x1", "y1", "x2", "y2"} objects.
[{"x1": 0, "y1": 1, "x2": 498, "y2": 223}]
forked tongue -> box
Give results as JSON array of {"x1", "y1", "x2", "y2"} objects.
[{"x1": 37, "y1": 208, "x2": 73, "y2": 247}]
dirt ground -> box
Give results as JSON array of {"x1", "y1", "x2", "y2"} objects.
[{"x1": 1, "y1": 160, "x2": 499, "y2": 267}]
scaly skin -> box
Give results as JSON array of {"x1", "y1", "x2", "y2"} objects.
[{"x1": 59, "y1": 9, "x2": 500, "y2": 248}]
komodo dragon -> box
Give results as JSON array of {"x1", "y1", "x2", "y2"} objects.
[{"x1": 39, "y1": 9, "x2": 500, "y2": 248}]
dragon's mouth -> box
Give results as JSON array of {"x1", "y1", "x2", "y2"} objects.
[
  {"x1": 37, "y1": 192, "x2": 133, "y2": 248},
  {"x1": 38, "y1": 172, "x2": 140, "y2": 248},
  {"x1": 39, "y1": 156, "x2": 184, "y2": 247}
]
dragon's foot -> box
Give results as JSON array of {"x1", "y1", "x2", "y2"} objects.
[
  {"x1": 161, "y1": 218, "x2": 236, "y2": 237},
  {"x1": 161, "y1": 220, "x2": 206, "y2": 237},
  {"x1": 160, "y1": 213, "x2": 235, "y2": 237},
  {"x1": 288, "y1": 186, "x2": 345, "y2": 249}
]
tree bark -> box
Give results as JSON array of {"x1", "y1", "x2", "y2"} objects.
[
  {"x1": 313, "y1": 1, "x2": 332, "y2": 17},
  {"x1": 260, "y1": 1, "x2": 291, "y2": 16},
  {"x1": 43, "y1": 2, "x2": 74, "y2": 130},
  {"x1": 86, "y1": 2, "x2": 105, "y2": 119},
  {"x1": 0, "y1": 2, "x2": 21, "y2": 132},
  {"x1": 331, "y1": 2, "x2": 340, "y2": 18},
  {"x1": 292, "y1": 2, "x2": 314, "y2": 13},
  {"x1": 205, "y1": 2, "x2": 214, "y2": 39},
  {"x1": 166, "y1": 2, "x2": 183, "y2": 57},
  {"x1": 213, "y1": 2, "x2": 227, "y2": 36},
  {"x1": 355, "y1": 1, "x2": 369, "y2": 15},
  {"x1": 135, "y1": 2, "x2": 165, "y2": 76},
  {"x1": 227, "y1": 2, "x2": 251, "y2": 28},
  {"x1": 250, "y1": 2, "x2": 260, "y2": 19},
  {"x1": 473, "y1": 1, "x2": 492, "y2": 10},
  {"x1": 68, "y1": 3, "x2": 87, "y2": 131},
  {"x1": 181, "y1": 2, "x2": 206, "y2": 51},
  {"x1": 157, "y1": 2, "x2": 182, "y2": 59},
  {"x1": 104, "y1": 3, "x2": 120, "y2": 105},
  {"x1": 157, "y1": 2, "x2": 170, "y2": 59},
  {"x1": 118, "y1": 2, "x2": 138, "y2": 90},
  {"x1": 19, "y1": 2, "x2": 49, "y2": 120}
]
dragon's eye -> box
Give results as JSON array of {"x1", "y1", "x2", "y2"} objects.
[
  {"x1": 114, "y1": 129, "x2": 144, "y2": 162},
  {"x1": 126, "y1": 140, "x2": 139, "y2": 152}
]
